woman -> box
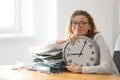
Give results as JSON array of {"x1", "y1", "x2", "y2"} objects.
[{"x1": 56, "y1": 10, "x2": 119, "y2": 74}]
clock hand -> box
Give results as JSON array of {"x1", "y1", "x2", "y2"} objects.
[
  {"x1": 70, "y1": 53, "x2": 79, "y2": 55},
  {"x1": 79, "y1": 40, "x2": 87, "y2": 57}
]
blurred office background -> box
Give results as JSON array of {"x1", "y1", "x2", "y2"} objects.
[{"x1": 0, "y1": 0, "x2": 119, "y2": 65}]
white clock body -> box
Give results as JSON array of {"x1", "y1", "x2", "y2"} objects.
[{"x1": 62, "y1": 36, "x2": 99, "y2": 67}]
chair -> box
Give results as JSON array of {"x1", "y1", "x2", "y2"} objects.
[
  {"x1": 113, "y1": 35, "x2": 120, "y2": 73},
  {"x1": 113, "y1": 51, "x2": 120, "y2": 73}
]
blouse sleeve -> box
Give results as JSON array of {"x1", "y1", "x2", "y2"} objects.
[{"x1": 82, "y1": 33, "x2": 119, "y2": 74}]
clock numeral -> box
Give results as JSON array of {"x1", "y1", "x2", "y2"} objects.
[
  {"x1": 67, "y1": 47, "x2": 71, "y2": 51},
  {"x1": 86, "y1": 63, "x2": 90, "y2": 66},
  {"x1": 67, "y1": 53, "x2": 70, "y2": 57},
  {"x1": 80, "y1": 65, "x2": 83, "y2": 67},
  {"x1": 68, "y1": 60, "x2": 72, "y2": 63},
  {"x1": 90, "y1": 57, "x2": 95, "y2": 61},
  {"x1": 89, "y1": 44, "x2": 93, "y2": 49},
  {"x1": 91, "y1": 51, "x2": 95, "y2": 55}
]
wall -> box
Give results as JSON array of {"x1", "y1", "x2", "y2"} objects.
[
  {"x1": 113, "y1": 0, "x2": 119, "y2": 47},
  {"x1": 0, "y1": 0, "x2": 119, "y2": 65}
]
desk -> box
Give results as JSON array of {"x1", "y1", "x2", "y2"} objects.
[{"x1": 0, "y1": 65, "x2": 120, "y2": 80}]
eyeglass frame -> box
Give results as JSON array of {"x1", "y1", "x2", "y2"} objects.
[{"x1": 71, "y1": 21, "x2": 90, "y2": 27}]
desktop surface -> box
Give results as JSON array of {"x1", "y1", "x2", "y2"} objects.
[{"x1": 0, "y1": 65, "x2": 120, "y2": 80}]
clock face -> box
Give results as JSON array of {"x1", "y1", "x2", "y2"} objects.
[{"x1": 62, "y1": 36, "x2": 99, "y2": 67}]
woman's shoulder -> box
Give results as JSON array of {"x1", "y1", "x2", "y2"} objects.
[{"x1": 93, "y1": 32, "x2": 103, "y2": 41}]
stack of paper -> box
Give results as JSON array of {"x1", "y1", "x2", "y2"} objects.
[{"x1": 26, "y1": 41, "x2": 67, "y2": 73}]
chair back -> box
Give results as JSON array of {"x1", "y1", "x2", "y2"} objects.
[{"x1": 113, "y1": 51, "x2": 120, "y2": 73}]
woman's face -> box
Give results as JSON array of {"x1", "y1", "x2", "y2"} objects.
[{"x1": 71, "y1": 15, "x2": 91, "y2": 36}]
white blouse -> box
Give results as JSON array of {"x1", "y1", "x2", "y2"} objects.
[{"x1": 81, "y1": 33, "x2": 119, "y2": 74}]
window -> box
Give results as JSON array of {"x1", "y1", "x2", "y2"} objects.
[
  {"x1": 0, "y1": 0, "x2": 34, "y2": 38},
  {"x1": 0, "y1": 0, "x2": 20, "y2": 33}
]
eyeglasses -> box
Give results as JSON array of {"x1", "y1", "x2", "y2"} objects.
[{"x1": 71, "y1": 21, "x2": 89, "y2": 27}]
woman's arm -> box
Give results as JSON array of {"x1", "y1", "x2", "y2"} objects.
[
  {"x1": 82, "y1": 34, "x2": 119, "y2": 74},
  {"x1": 56, "y1": 39, "x2": 67, "y2": 44}
]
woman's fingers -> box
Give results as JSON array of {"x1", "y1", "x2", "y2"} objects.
[
  {"x1": 68, "y1": 33, "x2": 77, "y2": 44},
  {"x1": 66, "y1": 63, "x2": 82, "y2": 73},
  {"x1": 66, "y1": 63, "x2": 75, "y2": 71}
]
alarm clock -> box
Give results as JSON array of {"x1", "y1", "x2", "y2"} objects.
[{"x1": 62, "y1": 36, "x2": 100, "y2": 67}]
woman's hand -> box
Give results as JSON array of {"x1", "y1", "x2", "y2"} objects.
[
  {"x1": 66, "y1": 33, "x2": 78, "y2": 45},
  {"x1": 66, "y1": 63, "x2": 82, "y2": 73},
  {"x1": 56, "y1": 33, "x2": 77, "y2": 45}
]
